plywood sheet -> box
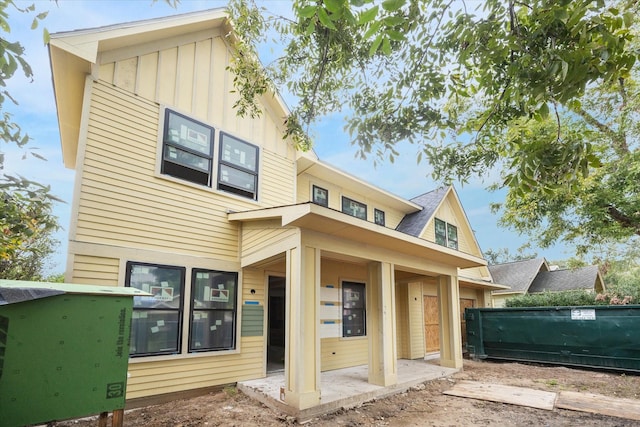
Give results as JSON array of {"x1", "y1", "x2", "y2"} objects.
[
  {"x1": 443, "y1": 381, "x2": 556, "y2": 410},
  {"x1": 557, "y1": 391, "x2": 640, "y2": 421}
]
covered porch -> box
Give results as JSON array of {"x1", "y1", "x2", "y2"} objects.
[
  {"x1": 229, "y1": 203, "x2": 486, "y2": 413},
  {"x1": 238, "y1": 358, "x2": 458, "y2": 422}
]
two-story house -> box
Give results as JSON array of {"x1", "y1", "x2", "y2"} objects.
[{"x1": 48, "y1": 8, "x2": 502, "y2": 413}]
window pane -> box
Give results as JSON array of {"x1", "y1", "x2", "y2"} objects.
[
  {"x1": 130, "y1": 310, "x2": 180, "y2": 355},
  {"x1": 190, "y1": 310, "x2": 235, "y2": 351},
  {"x1": 343, "y1": 309, "x2": 366, "y2": 337},
  {"x1": 221, "y1": 134, "x2": 257, "y2": 171},
  {"x1": 130, "y1": 265, "x2": 183, "y2": 309},
  {"x1": 312, "y1": 185, "x2": 328, "y2": 207},
  {"x1": 165, "y1": 110, "x2": 213, "y2": 155},
  {"x1": 447, "y1": 223, "x2": 458, "y2": 249},
  {"x1": 342, "y1": 197, "x2": 367, "y2": 220},
  {"x1": 219, "y1": 164, "x2": 256, "y2": 192},
  {"x1": 164, "y1": 145, "x2": 210, "y2": 172},
  {"x1": 192, "y1": 271, "x2": 237, "y2": 310},
  {"x1": 435, "y1": 218, "x2": 447, "y2": 246},
  {"x1": 374, "y1": 209, "x2": 385, "y2": 226}
]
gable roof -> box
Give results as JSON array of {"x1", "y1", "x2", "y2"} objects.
[
  {"x1": 489, "y1": 258, "x2": 549, "y2": 294},
  {"x1": 528, "y1": 265, "x2": 604, "y2": 293},
  {"x1": 396, "y1": 186, "x2": 449, "y2": 237}
]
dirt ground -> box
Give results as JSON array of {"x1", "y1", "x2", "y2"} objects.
[{"x1": 55, "y1": 359, "x2": 640, "y2": 426}]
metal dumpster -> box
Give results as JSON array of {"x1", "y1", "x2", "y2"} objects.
[
  {"x1": 465, "y1": 306, "x2": 640, "y2": 372},
  {"x1": 0, "y1": 280, "x2": 148, "y2": 427}
]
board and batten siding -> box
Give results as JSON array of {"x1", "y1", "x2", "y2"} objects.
[
  {"x1": 74, "y1": 81, "x2": 295, "y2": 260},
  {"x1": 98, "y1": 33, "x2": 295, "y2": 161}
]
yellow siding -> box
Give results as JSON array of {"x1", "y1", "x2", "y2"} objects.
[
  {"x1": 70, "y1": 254, "x2": 119, "y2": 286},
  {"x1": 127, "y1": 336, "x2": 264, "y2": 399},
  {"x1": 395, "y1": 284, "x2": 409, "y2": 359},
  {"x1": 97, "y1": 35, "x2": 296, "y2": 162},
  {"x1": 461, "y1": 265, "x2": 492, "y2": 280},
  {"x1": 75, "y1": 81, "x2": 294, "y2": 260},
  {"x1": 320, "y1": 338, "x2": 368, "y2": 371},
  {"x1": 407, "y1": 282, "x2": 425, "y2": 359},
  {"x1": 297, "y1": 172, "x2": 406, "y2": 229},
  {"x1": 241, "y1": 221, "x2": 298, "y2": 259}
]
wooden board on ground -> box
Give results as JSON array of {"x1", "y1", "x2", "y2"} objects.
[
  {"x1": 557, "y1": 391, "x2": 640, "y2": 421},
  {"x1": 443, "y1": 381, "x2": 557, "y2": 410}
]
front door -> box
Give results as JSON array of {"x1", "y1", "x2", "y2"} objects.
[
  {"x1": 423, "y1": 295, "x2": 440, "y2": 353},
  {"x1": 267, "y1": 276, "x2": 286, "y2": 372}
]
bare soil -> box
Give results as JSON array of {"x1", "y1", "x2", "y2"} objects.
[{"x1": 56, "y1": 359, "x2": 640, "y2": 426}]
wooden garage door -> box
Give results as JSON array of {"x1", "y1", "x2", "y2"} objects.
[{"x1": 423, "y1": 295, "x2": 439, "y2": 353}]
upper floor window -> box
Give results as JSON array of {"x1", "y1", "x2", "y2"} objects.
[
  {"x1": 127, "y1": 262, "x2": 185, "y2": 357},
  {"x1": 435, "y1": 218, "x2": 458, "y2": 250},
  {"x1": 312, "y1": 185, "x2": 328, "y2": 207},
  {"x1": 161, "y1": 109, "x2": 214, "y2": 186},
  {"x1": 218, "y1": 132, "x2": 259, "y2": 200},
  {"x1": 342, "y1": 196, "x2": 367, "y2": 220},
  {"x1": 374, "y1": 209, "x2": 385, "y2": 226},
  {"x1": 342, "y1": 281, "x2": 366, "y2": 337}
]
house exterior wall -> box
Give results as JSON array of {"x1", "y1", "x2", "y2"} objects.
[
  {"x1": 297, "y1": 173, "x2": 406, "y2": 228},
  {"x1": 66, "y1": 30, "x2": 297, "y2": 399},
  {"x1": 395, "y1": 284, "x2": 409, "y2": 359},
  {"x1": 319, "y1": 259, "x2": 368, "y2": 371}
]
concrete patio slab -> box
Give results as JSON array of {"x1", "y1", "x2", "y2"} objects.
[{"x1": 237, "y1": 359, "x2": 458, "y2": 422}]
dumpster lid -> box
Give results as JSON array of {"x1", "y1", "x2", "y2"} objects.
[{"x1": 0, "y1": 279, "x2": 150, "y2": 305}]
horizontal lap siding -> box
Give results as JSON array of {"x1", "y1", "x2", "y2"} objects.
[
  {"x1": 321, "y1": 338, "x2": 368, "y2": 371},
  {"x1": 395, "y1": 284, "x2": 409, "y2": 359},
  {"x1": 71, "y1": 255, "x2": 120, "y2": 286},
  {"x1": 126, "y1": 336, "x2": 264, "y2": 399},
  {"x1": 242, "y1": 224, "x2": 298, "y2": 259},
  {"x1": 77, "y1": 82, "x2": 250, "y2": 260},
  {"x1": 408, "y1": 282, "x2": 425, "y2": 359}
]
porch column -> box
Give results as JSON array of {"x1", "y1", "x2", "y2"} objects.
[
  {"x1": 284, "y1": 246, "x2": 321, "y2": 409},
  {"x1": 367, "y1": 261, "x2": 397, "y2": 386},
  {"x1": 437, "y1": 274, "x2": 463, "y2": 368}
]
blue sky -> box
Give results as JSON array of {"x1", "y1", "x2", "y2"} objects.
[{"x1": 4, "y1": 0, "x2": 572, "y2": 274}]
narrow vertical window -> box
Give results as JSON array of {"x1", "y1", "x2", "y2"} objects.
[
  {"x1": 126, "y1": 262, "x2": 185, "y2": 357},
  {"x1": 342, "y1": 281, "x2": 366, "y2": 337},
  {"x1": 374, "y1": 209, "x2": 385, "y2": 226}
]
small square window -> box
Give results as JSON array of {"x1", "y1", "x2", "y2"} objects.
[
  {"x1": 374, "y1": 209, "x2": 385, "y2": 226},
  {"x1": 312, "y1": 185, "x2": 328, "y2": 207},
  {"x1": 342, "y1": 197, "x2": 367, "y2": 220}
]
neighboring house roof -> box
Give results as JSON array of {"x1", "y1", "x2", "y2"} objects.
[
  {"x1": 396, "y1": 186, "x2": 449, "y2": 237},
  {"x1": 489, "y1": 258, "x2": 549, "y2": 294},
  {"x1": 528, "y1": 265, "x2": 605, "y2": 293}
]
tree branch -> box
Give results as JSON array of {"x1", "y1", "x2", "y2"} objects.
[
  {"x1": 572, "y1": 105, "x2": 629, "y2": 155},
  {"x1": 607, "y1": 204, "x2": 640, "y2": 235}
]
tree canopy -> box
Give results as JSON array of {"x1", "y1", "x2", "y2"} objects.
[{"x1": 228, "y1": 0, "x2": 640, "y2": 252}]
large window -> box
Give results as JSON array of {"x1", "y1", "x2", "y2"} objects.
[
  {"x1": 126, "y1": 262, "x2": 185, "y2": 357},
  {"x1": 341, "y1": 197, "x2": 367, "y2": 220},
  {"x1": 218, "y1": 132, "x2": 259, "y2": 200},
  {"x1": 342, "y1": 281, "x2": 366, "y2": 337},
  {"x1": 435, "y1": 218, "x2": 458, "y2": 250},
  {"x1": 161, "y1": 109, "x2": 214, "y2": 186},
  {"x1": 190, "y1": 269, "x2": 238, "y2": 352}
]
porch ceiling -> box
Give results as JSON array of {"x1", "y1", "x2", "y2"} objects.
[{"x1": 228, "y1": 203, "x2": 486, "y2": 269}]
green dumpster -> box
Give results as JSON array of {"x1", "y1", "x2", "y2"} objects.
[
  {"x1": 465, "y1": 306, "x2": 640, "y2": 372},
  {"x1": 0, "y1": 280, "x2": 149, "y2": 427}
]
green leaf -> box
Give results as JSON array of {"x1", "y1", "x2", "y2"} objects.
[
  {"x1": 317, "y1": 7, "x2": 336, "y2": 29},
  {"x1": 364, "y1": 20, "x2": 382, "y2": 39},
  {"x1": 381, "y1": 36, "x2": 391, "y2": 55},
  {"x1": 369, "y1": 34, "x2": 383, "y2": 56},
  {"x1": 381, "y1": 0, "x2": 405, "y2": 12},
  {"x1": 358, "y1": 5, "x2": 378, "y2": 25},
  {"x1": 299, "y1": 5, "x2": 317, "y2": 18},
  {"x1": 323, "y1": 0, "x2": 342, "y2": 14}
]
